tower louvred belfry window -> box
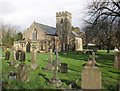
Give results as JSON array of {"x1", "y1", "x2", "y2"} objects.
[{"x1": 60, "y1": 18, "x2": 63, "y2": 24}]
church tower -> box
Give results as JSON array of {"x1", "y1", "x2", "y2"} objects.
[{"x1": 56, "y1": 11, "x2": 72, "y2": 51}]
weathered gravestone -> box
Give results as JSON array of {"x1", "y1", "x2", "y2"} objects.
[
  {"x1": 81, "y1": 68, "x2": 101, "y2": 89},
  {"x1": 114, "y1": 52, "x2": 120, "y2": 68},
  {"x1": 49, "y1": 48, "x2": 62, "y2": 87},
  {"x1": 81, "y1": 52, "x2": 101, "y2": 89},
  {"x1": 30, "y1": 48, "x2": 38, "y2": 69},
  {"x1": 10, "y1": 50, "x2": 19, "y2": 67},
  {"x1": 17, "y1": 63, "x2": 29, "y2": 82},
  {"x1": 9, "y1": 49, "x2": 15, "y2": 66},
  {"x1": 5, "y1": 49, "x2": 10, "y2": 60},
  {"x1": 20, "y1": 50, "x2": 25, "y2": 62},
  {"x1": 45, "y1": 49, "x2": 54, "y2": 70},
  {"x1": 14, "y1": 50, "x2": 19, "y2": 60},
  {"x1": 60, "y1": 63, "x2": 68, "y2": 73}
]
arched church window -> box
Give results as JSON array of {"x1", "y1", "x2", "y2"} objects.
[{"x1": 32, "y1": 28, "x2": 37, "y2": 40}]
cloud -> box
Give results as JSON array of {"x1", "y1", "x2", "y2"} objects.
[
  {"x1": 0, "y1": 0, "x2": 90, "y2": 31},
  {"x1": 0, "y1": 1, "x2": 18, "y2": 15}
]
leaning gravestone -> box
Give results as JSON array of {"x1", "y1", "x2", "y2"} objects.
[
  {"x1": 114, "y1": 52, "x2": 120, "y2": 68},
  {"x1": 17, "y1": 63, "x2": 29, "y2": 82},
  {"x1": 5, "y1": 49, "x2": 10, "y2": 60},
  {"x1": 81, "y1": 52, "x2": 101, "y2": 89}
]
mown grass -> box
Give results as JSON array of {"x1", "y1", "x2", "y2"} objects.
[{"x1": 2, "y1": 50, "x2": 120, "y2": 90}]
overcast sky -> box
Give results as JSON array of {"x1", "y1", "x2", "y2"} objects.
[{"x1": 0, "y1": 0, "x2": 91, "y2": 31}]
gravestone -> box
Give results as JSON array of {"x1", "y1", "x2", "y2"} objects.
[
  {"x1": 114, "y1": 52, "x2": 120, "y2": 68},
  {"x1": 46, "y1": 49, "x2": 54, "y2": 70},
  {"x1": 30, "y1": 49, "x2": 38, "y2": 69},
  {"x1": 49, "y1": 48, "x2": 62, "y2": 87},
  {"x1": 17, "y1": 63, "x2": 29, "y2": 82},
  {"x1": 81, "y1": 52, "x2": 101, "y2": 89},
  {"x1": 75, "y1": 37, "x2": 83, "y2": 51},
  {"x1": 81, "y1": 68, "x2": 101, "y2": 89},
  {"x1": 60, "y1": 63, "x2": 68, "y2": 73},
  {"x1": 9, "y1": 49, "x2": 19, "y2": 67},
  {"x1": 5, "y1": 49, "x2": 10, "y2": 60},
  {"x1": 15, "y1": 50, "x2": 19, "y2": 60},
  {"x1": 20, "y1": 50, "x2": 25, "y2": 62}
]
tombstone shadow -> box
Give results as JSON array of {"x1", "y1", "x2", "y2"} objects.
[
  {"x1": 59, "y1": 51, "x2": 89, "y2": 61},
  {"x1": 61, "y1": 79, "x2": 81, "y2": 89},
  {"x1": 38, "y1": 73, "x2": 49, "y2": 82},
  {"x1": 68, "y1": 68, "x2": 80, "y2": 73}
]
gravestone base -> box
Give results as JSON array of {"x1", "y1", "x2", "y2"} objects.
[
  {"x1": 81, "y1": 67, "x2": 101, "y2": 89},
  {"x1": 45, "y1": 62, "x2": 54, "y2": 71},
  {"x1": 30, "y1": 63, "x2": 38, "y2": 69},
  {"x1": 49, "y1": 77, "x2": 62, "y2": 87}
]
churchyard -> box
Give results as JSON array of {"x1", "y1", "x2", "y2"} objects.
[{"x1": 2, "y1": 48, "x2": 120, "y2": 90}]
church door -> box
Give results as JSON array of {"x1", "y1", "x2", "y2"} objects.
[{"x1": 26, "y1": 42, "x2": 31, "y2": 52}]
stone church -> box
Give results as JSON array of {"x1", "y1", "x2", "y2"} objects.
[{"x1": 14, "y1": 11, "x2": 83, "y2": 52}]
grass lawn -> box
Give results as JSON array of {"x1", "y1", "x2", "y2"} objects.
[{"x1": 2, "y1": 50, "x2": 120, "y2": 90}]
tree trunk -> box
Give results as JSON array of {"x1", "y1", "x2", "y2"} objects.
[{"x1": 107, "y1": 37, "x2": 111, "y2": 53}]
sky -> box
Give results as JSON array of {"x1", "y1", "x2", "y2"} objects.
[{"x1": 0, "y1": 0, "x2": 91, "y2": 31}]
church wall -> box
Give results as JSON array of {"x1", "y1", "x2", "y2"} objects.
[{"x1": 23, "y1": 22, "x2": 47, "y2": 41}]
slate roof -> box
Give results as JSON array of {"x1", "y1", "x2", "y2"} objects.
[
  {"x1": 71, "y1": 31, "x2": 79, "y2": 37},
  {"x1": 35, "y1": 22, "x2": 56, "y2": 35}
]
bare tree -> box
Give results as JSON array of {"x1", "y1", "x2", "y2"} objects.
[{"x1": 84, "y1": 0, "x2": 120, "y2": 52}]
